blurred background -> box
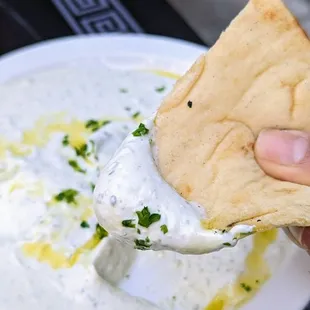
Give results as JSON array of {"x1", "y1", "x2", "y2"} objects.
[
  {"x1": 1, "y1": 0, "x2": 310, "y2": 56},
  {"x1": 168, "y1": 0, "x2": 310, "y2": 45}
]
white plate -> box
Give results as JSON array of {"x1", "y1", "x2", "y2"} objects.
[
  {"x1": 0, "y1": 33, "x2": 206, "y2": 82},
  {"x1": 0, "y1": 33, "x2": 309, "y2": 310}
]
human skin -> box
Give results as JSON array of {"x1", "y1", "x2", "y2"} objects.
[{"x1": 255, "y1": 129, "x2": 310, "y2": 251}]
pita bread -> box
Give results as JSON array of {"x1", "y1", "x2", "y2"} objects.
[{"x1": 155, "y1": 0, "x2": 310, "y2": 231}]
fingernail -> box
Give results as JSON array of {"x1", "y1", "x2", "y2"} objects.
[
  {"x1": 301, "y1": 227, "x2": 310, "y2": 250},
  {"x1": 256, "y1": 130, "x2": 309, "y2": 165}
]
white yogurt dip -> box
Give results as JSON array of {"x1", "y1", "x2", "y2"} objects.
[
  {"x1": 0, "y1": 62, "x2": 295, "y2": 310},
  {"x1": 94, "y1": 117, "x2": 253, "y2": 254},
  {"x1": 0, "y1": 63, "x2": 170, "y2": 310}
]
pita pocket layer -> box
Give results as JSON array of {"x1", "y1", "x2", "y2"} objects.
[{"x1": 155, "y1": 0, "x2": 310, "y2": 231}]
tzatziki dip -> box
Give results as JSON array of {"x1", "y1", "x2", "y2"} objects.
[
  {"x1": 0, "y1": 62, "x2": 294, "y2": 310},
  {"x1": 94, "y1": 116, "x2": 254, "y2": 254}
]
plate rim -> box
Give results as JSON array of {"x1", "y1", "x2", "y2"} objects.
[
  {"x1": 0, "y1": 33, "x2": 207, "y2": 61},
  {"x1": 0, "y1": 33, "x2": 207, "y2": 82}
]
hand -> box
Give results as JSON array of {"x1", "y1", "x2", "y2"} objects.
[{"x1": 255, "y1": 129, "x2": 310, "y2": 251}]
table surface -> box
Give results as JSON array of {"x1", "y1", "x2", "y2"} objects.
[{"x1": 0, "y1": 0, "x2": 309, "y2": 309}]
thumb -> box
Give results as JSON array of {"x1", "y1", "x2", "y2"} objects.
[
  {"x1": 255, "y1": 129, "x2": 310, "y2": 186},
  {"x1": 255, "y1": 129, "x2": 310, "y2": 251}
]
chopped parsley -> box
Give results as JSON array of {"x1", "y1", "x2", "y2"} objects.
[
  {"x1": 136, "y1": 206, "x2": 161, "y2": 228},
  {"x1": 132, "y1": 111, "x2": 140, "y2": 119},
  {"x1": 73, "y1": 141, "x2": 95, "y2": 159},
  {"x1": 120, "y1": 88, "x2": 128, "y2": 93},
  {"x1": 74, "y1": 143, "x2": 88, "y2": 158},
  {"x1": 90, "y1": 183, "x2": 95, "y2": 192},
  {"x1": 54, "y1": 189, "x2": 79, "y2": 205},
  {"x1": 240, "y1": 283, "x2": 252, "y2": 292},
  {"x1": 155, "y1": 86, "x2": 166, "y2": 92},
  {"x1": 137, "y1": 228, "x2": 141, "y2": 234},
  {"x1": 132, "y1": 123, "x2": 149, "y2": 137},
  {"x1": 85, "y1": 119, "x2": 111, "y2": 132},
  {"x1": 149, "y1": 138, "x2": 153, "y2": 145},
  {"x1": 238, "y1": 232, "x2": 253, "y2": 238},
  {"x1": 223, "y1": 242, "x2": 232, "y2": 246},
  {"x1": 134, "y1": 237, "x2": 151, "y2": 250},
  {"x1": 85, "y1": 120, "x2": 99, "y2": 131},
  {"x1": 62, "y1": 135, "x2": 69, "y2": 146},
  {"x1": 80, "y1": 220, "x2": 90, "y2": 228},
  {"x1": 122, "y1": 219, "x2": 136, "y2": 228},
  {"x1": 68, "y1": 159, "x2": 86, "y2": 174},
  {"x1": 187, "y1": 100, "x2": 193, "y2": 108},
  {"x1": 95, "y1": 223, "x2": 108, "y2": 240},
  {"x1": 160, "y1": 224, "x2": 168, "y2": 234}
]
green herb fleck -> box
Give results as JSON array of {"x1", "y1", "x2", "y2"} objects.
[
  {"x1": 223, "y1": 242, "x2": 232, "y2": 247},
  {"x1": 89, "y1": 140, "x2": 97, "y2": 159},
  {"x1": 149, "y1": 138, "x2": 153, "y2": 145},
  {"x1": 160, "y1": 224, "x2": 168, "y2": 234},
  {"x1": 95, "y1": 223, "x2": 109, "y2": 240},
  {"x1": 240, "y1": 283, "x2": 252, "y2": 292},
  {"x1": 120, "y1": 88, "x2": 128, "y2": 93},
  {"x1": 255, "y1": 280, "x2": 260, "y2": 284},
  {"x1": 136, "y1": 206, "x2": 161, "y2": 228},
  {"x1": 54, "y1": 189, "x2": 79, "y2": 204},
  {"x1": 134, "y1": 237, "x2": 151, "y2": 250},
  {"x1": 187, "y1": 100, "x2": 193, "y2": 108},
  {"x1": 85, "y1": 119, "x2": 111, "y2": 132},
  {"x1": 90, "y1": 183, "x2": 95, "y2": 192},
  {"x1": 62, "y1": 135, "x2": 69, "y2": 146},
  {"x1": 172, "y1": 296, "x2": 176, "y2": 301},
  {"x1": 238, "y1": 232, "x2": 253, "y2": 238},
  {"x1": 132, "y1": 123, "x2": 149, "y2": 137},
  {"x1": 80, "y1": 221, "x2": 90, "y2": 228},
  {"x1": 122, "y1": 219, "x2": 136, "y2": 228},
  {"x1": 155, "y1": 86, "x2": 166, "y2": 92},
  {"x1": 149, "y1": 213, "x2": 161, "y2": 223},
  {"x1": 74, "y1": 143, "x2": 88, "y2": 159},
  {"x1": 137, "y1": 228, "x2": 141, "y2": 234},
  {"x1": 85, "y1": 120, "x2": 99, "y2": 131},
  {"x1": 132, "y1": 112, "x2": 140, "y2": 119},
  {"x1": 68, "y1": 159, "x2": 86, "y2": 174}
]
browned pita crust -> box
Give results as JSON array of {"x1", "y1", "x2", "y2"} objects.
[{"x1": 155, "y1": 0, "x2": 310, "y2": 231}]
